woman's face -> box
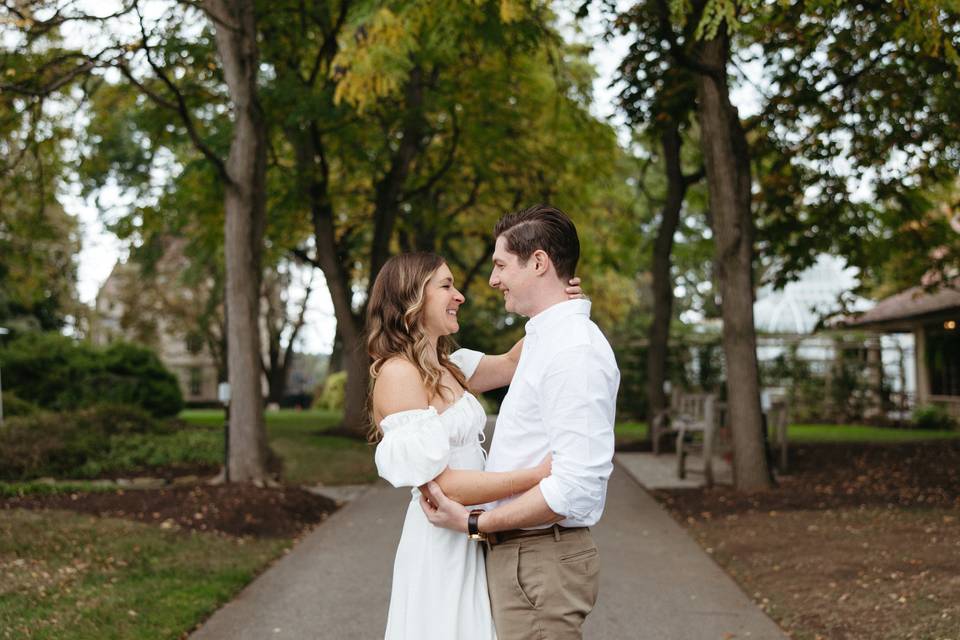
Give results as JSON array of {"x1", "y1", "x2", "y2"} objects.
[{"x1": 421, "y1": 262, "x2": 465, "y2": 338}]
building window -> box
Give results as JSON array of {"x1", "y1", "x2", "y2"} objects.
[
  {"x1": 189, "y1": 367, "x2": 203, "y2": 397},
  {"x1": 927, "y1": 324, "x2": 960, "y2": 396},
  {"x1": 186, "y1": 332, "x2": 204, "y2": 355}
]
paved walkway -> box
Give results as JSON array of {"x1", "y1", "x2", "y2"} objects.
[
  {"x1": 192, "y1": 460, "x2": 786, "y2": 640},
  {"x1": 616, "y1": 451, "x2": 734, "y2": 489}
]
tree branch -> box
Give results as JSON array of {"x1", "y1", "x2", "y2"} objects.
[
  {"x1": 401, "y1": 106, "x2": 460, "y2": 201},
  {"x1": 129, "y1": 1, "x2": 229, "y2": 181},
  {"x1": 654, "y1": 0, "x2": 724, "y2": 81}
]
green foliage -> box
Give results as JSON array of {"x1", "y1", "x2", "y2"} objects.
[
  {"x1": 0, "y1": 17, "x2": 82, "y2": 332},
  {"x1": 763, "y1": 346, "x2": 817, "y2": 423},
  {"x1": 761, "y1": 340, "x2": 876, "y2": 424},
  {"x1": 314, "y1": 371, "x2": 347, "y2": 411},
  {"x1": 0, "y1": 480, "x2": 121, "y2": 498},
  {"x1": 615, "y1": 0, "x2": 960, "y2": 301},
  {"x1": 911, "y1": 404, "x2": 957, "y2": 431},
  {"x1": 0, "y1": 403, "x2": 219, "y2": 481},
  {"x1": 0, "y1": 332, "x2": 184, "y2": 417},
  {"x1": 1, "y1": 391, "x2": 39, "y2": 417},
  {"x1": 747, "y1": 2, "x2": 960, "y2": 290}
]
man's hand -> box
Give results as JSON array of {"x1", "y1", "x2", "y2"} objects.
[{"x1": 418, "y1": 481, "x2": 469, "y2": 533}]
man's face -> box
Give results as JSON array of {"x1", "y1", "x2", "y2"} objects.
[{"x1": 489, "y1": 236, "x2": 537, "y2": 316}]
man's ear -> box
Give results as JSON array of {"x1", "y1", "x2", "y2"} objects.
[{"x1": 532, "y1": 249, "x2": 550, "y2": 276}]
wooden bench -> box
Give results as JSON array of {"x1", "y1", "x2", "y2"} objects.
[
  {"x1": 655, "y1": 390, "x2": 790, "y2": 486},
  {"x1": 652, "y1": 392, "x2": 722, "y2": 486}
]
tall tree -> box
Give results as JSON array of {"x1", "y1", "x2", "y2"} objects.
[
  {"x1": 604, "y1": 0, "x2": 771, "y2": 486},
  {"x1": 0, "y1": 4, "x2": 82, "y2": 332},
  {"x1": 614, "y1": 1, "x2": 704, "y2": 443},
  {"x1": 691, "y1": 13, "x2": 770, "y2": 489},
  {"x1": 264, "y1": 1, "x2": 624, "y2": 435}
]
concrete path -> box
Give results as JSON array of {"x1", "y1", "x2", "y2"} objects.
[
  {"x1": 192, "y1": 464, "x2": 786, "y2": 640},
  {"x1": 616, "y1": 451, "x2": 734, "y2": 489}
]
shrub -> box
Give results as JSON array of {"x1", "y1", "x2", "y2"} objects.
[
  {"x1": 314, "y1": 371, "x2": 347, "y2": 411},
  {"x1": 0, "y1": 332, "x2": 183, "y2": 417},
  {"x1": 1, "y1": 391, "x2": 39, "y2": 417},
  {"x1": 0, "y1": 403, "x2": 214, "y2": 481},
  {"x1": 912, "y1": 404, "x2": 956, "y2": 431}
]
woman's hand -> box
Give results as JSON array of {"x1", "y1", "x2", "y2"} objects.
[
  {"x1": 565, "y1": 276, "x2": 586, "y2": 299},
  {"x1": 536, "y1": 453, "x2": 552, "y2": 479}
]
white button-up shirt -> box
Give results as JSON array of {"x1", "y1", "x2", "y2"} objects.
[{"x1": 454, "y1": 299, "x2": 620, "y2": 528}]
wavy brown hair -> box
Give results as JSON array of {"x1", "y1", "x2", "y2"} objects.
[{"x1": 365, "y1": 252, "x2": 469, "y2": 442}]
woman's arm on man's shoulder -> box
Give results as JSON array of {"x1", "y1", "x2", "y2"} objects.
[
  {"x1": 462, "y1": 339, "x2": 523, "y2": 393},
  {"x1": 460, "y1": 276, "x2": 584, "y2": 393}
]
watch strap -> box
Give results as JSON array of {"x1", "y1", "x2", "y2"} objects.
[{"x1": 467, "y1": 509, "x2": 485, "y2": 540}]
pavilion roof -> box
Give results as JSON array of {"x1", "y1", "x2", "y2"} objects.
[{"x1": 845, "y1": 284, "x2": 960, "y2": 330}]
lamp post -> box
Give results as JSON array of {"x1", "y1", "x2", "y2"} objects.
[
  {"x1": 218, "y1": 381, "x2": 231, "y2": 483},
  {"x1": 0, "y1": 326, "x2": 8, "y2": 425}
]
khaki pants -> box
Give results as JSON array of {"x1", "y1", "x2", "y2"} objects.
[{"x1": 486, "y1": 526, "x2": 599, "y2": 640}]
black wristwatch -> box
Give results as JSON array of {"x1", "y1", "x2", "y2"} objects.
[{"x1": 467, "y1": 509, "x2": 486, "y2": 541}]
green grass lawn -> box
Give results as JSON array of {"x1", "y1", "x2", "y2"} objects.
[
  {"x1": 615, "y1": 421, "x2": 648, "y2": 447},
  {"x1": 788, "y1": 423, "x2": 960, "y2": 443},
  {"x1": 0, "y1": 509, "x2": 288, "y2": 640},
  {"x1": 179, "y1": 409, "x2": 377, "y2": 486},
  {"x1": 612, "y1": 420, "x2": 960, "y2": 448}
]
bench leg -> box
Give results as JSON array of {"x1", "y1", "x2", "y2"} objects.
[
  {"x1": 676, "y1": 430, "x2": 686, "y2": 479},
  {"x1": 704, "y1": 433, "x2": 714, "y2": 489}
]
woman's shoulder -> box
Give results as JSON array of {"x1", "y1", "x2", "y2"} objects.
[
  {"x1": 378, "y1": 356, "x2": 422, "y2": 380},
  {"x1": 373, "y1": 357, "x2": 430, "y2": 419}
]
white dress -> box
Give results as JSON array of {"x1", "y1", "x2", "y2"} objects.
[{"x1": 375, "y1": 391, "x2": 497, "y2": 640}]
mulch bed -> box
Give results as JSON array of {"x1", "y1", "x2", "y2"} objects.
[
  {"x1": 653, "y1": 440, "x2": 960, "y2": 518},
  {"x1": 651, "y1": 441, "x2": 960, "y2": 640},
  {"x1": 2, "y1": 484, "x2": 338, "y2": 538}
]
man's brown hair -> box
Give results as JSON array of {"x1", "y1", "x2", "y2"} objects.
[{"x1": 493, "y1": 204, "x2": 580, "y2": 280}]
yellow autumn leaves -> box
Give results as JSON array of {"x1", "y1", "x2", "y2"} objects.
[{"x1": 332, "y1": 0, "x2": 536, "y2": 111}]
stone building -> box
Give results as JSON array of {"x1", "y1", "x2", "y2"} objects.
[
  {"x1": 90, "y1": 257, "x2": 221, "y2": 405},
  {"x1": 91, "y1": 242, "x2": 325, "y2": 407}
]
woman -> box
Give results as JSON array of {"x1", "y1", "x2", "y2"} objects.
[{"x1": 367, "y1": 252, "x2": 581, "y2": 640}]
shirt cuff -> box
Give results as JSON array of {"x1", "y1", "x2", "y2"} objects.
[
  {"x1": 449, "y1": 348, "x2": 485, "y2": 380},
  {"x1": 538, "y1": 476, "x2": 570, "y2": 518}
]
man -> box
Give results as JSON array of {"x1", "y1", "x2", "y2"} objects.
[{"x1": 421, "y1": 204, "x2": 620, "y2": 639}]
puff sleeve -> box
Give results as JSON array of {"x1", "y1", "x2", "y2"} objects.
[
  {"x1": 449, "y1": 348, "x2": 484, "y2": 381},
  {"x1": 374, "y1": 408, "x2": 450, "y2": 488}
]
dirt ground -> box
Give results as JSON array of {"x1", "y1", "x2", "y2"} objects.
[
  {"x1": 654, "y1": 441, "x2": 960, "y2": 640},
  {"x1": 2, "y1": 484, "x2": 338, "y2": 538}
]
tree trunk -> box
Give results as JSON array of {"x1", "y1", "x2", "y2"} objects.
[
  {"x1": 342, "y1": 333, "x2": 370, "y2": 436},
  {"x1": 646, "y1": 125, "x2": 686, "y2": 441},
  {"x1": 266, "y1": 353, "x2": 286, "y2": 405},
  {"x1": 329, "y1": 329, "x2": 344, "y2": 373},
  {"x1": 695, "y1": 32, "x2": 771, "y2": 490},
  {"x1": 206, "y1": 0, "x2": 270, "y2": 482},
  {"x1": 284, "y1": 68, "x2": 427, "y2": 438},
  {"x1": 293, "y1": 133, "x2": 369, "y2": 437}
]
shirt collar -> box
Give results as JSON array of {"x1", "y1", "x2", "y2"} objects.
[{"x1": 524, "y1": 299, "x2": 592, "y2": 336}]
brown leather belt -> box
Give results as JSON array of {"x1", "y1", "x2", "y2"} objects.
[{"x1": 487, "y1": 524, "x2": 586, "y2": 547}]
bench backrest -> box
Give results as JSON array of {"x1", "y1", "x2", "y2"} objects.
[{"x1": 669, "y1": 392, "x2": 718, "y2": 430}]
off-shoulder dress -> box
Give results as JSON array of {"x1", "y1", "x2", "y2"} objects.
[{"x1": 375, "y1": 353, "x2": 496, "y2": 640}]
